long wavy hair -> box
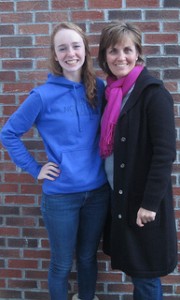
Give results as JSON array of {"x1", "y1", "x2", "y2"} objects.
[
  {"x1": 98, "y1": 20, "x2": 144, "y2": 77},
  {"x1": 49, "y1": 22, "x2": 97, "y2": 107}
]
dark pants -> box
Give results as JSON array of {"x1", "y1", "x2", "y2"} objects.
[
  {"x1": 132, "y1": 277, "x2": 163, "y2": 300},
  {"x1": 41, "y1": 183, "x2": 110, "y2": 300}
]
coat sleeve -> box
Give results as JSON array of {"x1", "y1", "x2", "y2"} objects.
[
  {"x1": 141, "y1": 86, "x2": 176, "y2": 211},
  {"x1": 0, "y1": 91, "x2": 43, "y2": 178}
]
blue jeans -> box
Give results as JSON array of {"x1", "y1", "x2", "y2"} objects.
[
  {"x1": 41, "y1": 183, "x2": 110, "y2": 300},
  {"x1": 132, "y1": 277, "x2": 163, "y2": 300}
]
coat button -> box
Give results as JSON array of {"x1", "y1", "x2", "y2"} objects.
[
  {"x1": 119, "y1": 189, "x2": 123, "y2": 194},
  {"x1": 118, "y1": 214, "x2": 122, "y2": 219},
  {"x1": 121, "y1": 137, "x2": 126, "y2": 142},
  {"x1": 120, "y1": 163, "x2": 125, "y2": 168}
]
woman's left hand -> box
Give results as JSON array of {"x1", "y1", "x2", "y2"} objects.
[
  {"x1": 136, "y1": 207, "x2": 156, "y2": 227},
  {"x1": 37, "y1": 162, "x2": 60, "y2": 181}
]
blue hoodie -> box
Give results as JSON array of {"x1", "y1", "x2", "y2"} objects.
[{"x1": 1, "y1": 74, "x2": 107, "y2": 194}]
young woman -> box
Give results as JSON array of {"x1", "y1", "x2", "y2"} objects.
[
  {"x1": 98, "y1": 21, "x2": 177, "y2": 300},
  {"x1": 1, "y1": 22, "x2": 110, "y2": 300}
]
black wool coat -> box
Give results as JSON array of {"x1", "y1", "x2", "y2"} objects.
[{"x1": 103, "y1": 68, "x2": 177, "y2": 278}]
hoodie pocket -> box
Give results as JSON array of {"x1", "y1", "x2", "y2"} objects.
[{"x1": 58, "y1": 147, "x2": 103, "y2": 188}]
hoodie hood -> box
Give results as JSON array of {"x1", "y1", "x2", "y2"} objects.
[{"x1": 46, "y1": 73, "x2": 83, "y2": 88}]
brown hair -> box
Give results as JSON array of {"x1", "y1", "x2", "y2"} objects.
[
  {"x1": 49, "y1": 22, "x2": 97, "y2": 107},
  {"x1": 98, "y1": 21, "x2": 144, "y2": 76}
]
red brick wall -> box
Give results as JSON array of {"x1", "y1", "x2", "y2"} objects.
[{"x1": 0, "y1": 1, "x2": 180, "y2": 299}]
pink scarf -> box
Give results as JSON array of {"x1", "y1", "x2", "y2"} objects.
[{"x1": 100, "y1": 65, "x2": 144, "y2": 158}]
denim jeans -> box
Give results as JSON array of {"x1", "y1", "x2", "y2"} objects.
[
  {"x1": 132, "y1": 277, "x2": 163, "y2": 300},
  {"x1": 41, "y1": 183, "x2": 110, "y2": 300}
]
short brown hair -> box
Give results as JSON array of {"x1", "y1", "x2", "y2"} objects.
[{"x1": 98, "y1": 21, "x2": 144, "y2": 76}]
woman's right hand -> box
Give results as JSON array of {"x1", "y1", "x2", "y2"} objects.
[
  {"x1": 136, "y1": 207, "x2": 156, "y2": 227},
  {"x1": 37, "y1": 162, "x2": 60, "y2": 181}
]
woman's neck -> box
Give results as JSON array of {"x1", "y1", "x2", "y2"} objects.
[{"x1": 63, "y1": 70, "x2": 81, "y2": 82}]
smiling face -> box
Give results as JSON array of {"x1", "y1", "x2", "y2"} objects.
[
  {"x1": 54, "y1": 28, "x2": 86, "y2": 81},
  {"x1": 106, "y1": 35, "x2": 139, "y2": 79}
]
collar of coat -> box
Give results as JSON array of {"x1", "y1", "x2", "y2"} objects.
[{"x1": 120, "y1": 67, "x2": 163, "y2": 117}]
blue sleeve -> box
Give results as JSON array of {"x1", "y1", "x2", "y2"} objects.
[
  {"x1": 96, "y1": 77, "x2": 105, "y2": 91},
  {"x1": 0, "y1": 90, "x2": 43, "y2": 179},
  {"x1": 96, "y1": 77, "x2": 105, "y2": 103}
]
